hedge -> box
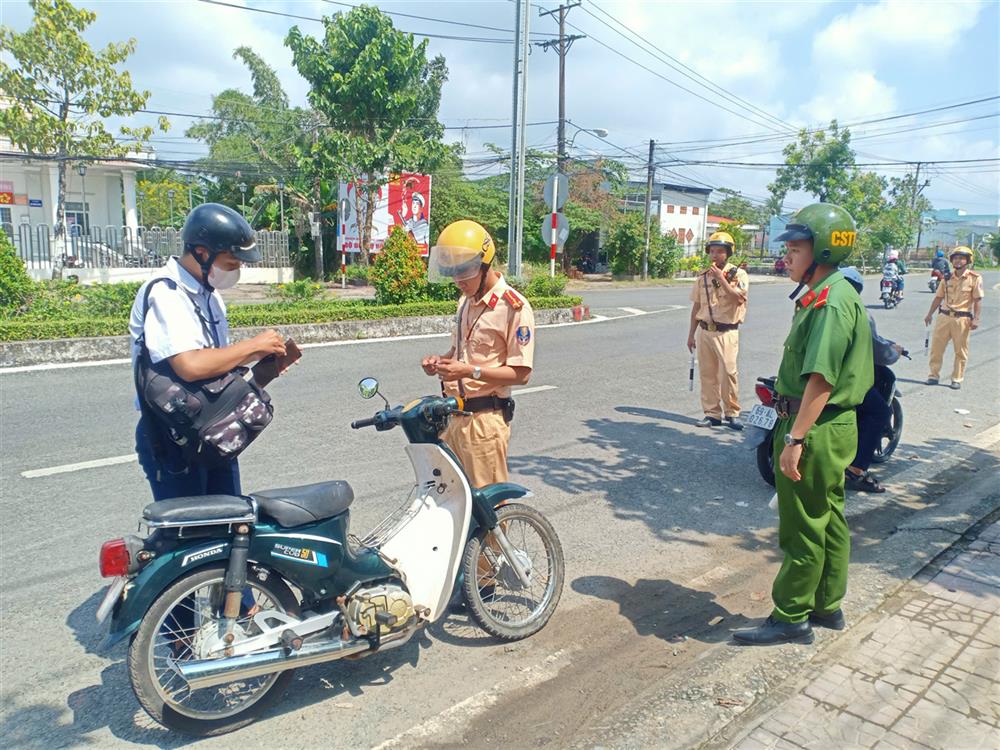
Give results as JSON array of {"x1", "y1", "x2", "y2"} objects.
[{"x1": 0, "y1": 296, "x2": 583, "y2": 342}]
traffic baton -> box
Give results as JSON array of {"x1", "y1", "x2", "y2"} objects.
[
  {"x1": 924, "y1": 322, "x2": 929, "y2": 356},
  {"x1": 688, "y1": 352, "x2": 695, "y2": 391}
]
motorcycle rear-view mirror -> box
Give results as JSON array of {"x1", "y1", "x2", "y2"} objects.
[{"x1": 358, "y1": 377, "x2": 379, "y2": 399}]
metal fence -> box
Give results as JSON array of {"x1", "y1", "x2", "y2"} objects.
[{"x1": 1, "y1": 222, "x2": 290, "y2": 269}]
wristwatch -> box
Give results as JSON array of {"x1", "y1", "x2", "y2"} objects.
[
  {"x1": 471, "y1": 365, "x2": 482, "y2": 380},
  {"x1": 784, "y1": 433, "x2": 806, "y2": 447}
]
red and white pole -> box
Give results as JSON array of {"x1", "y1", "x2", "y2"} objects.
[
  {"x1": 550, "y1": 194, "x2": 557, "y2": 278},
  {"x1": 340, "y1": 223, "x2": 347, "y2": 289}
]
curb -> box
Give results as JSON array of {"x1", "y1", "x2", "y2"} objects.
[{"x1": 0, "y1": 307, "x2": 578, "y2": 368}]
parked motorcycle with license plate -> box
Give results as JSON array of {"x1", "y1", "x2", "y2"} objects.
[
  {"x1": 746, "y1": 363, "x2": 905, "y2": 487},
  {"x1": 95, "y1": 378, "x2": 564, "y2": 736}
]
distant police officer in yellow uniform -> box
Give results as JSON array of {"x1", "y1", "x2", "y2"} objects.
[
  {"x1": 924, "y1": 246, "x2": 983, "y2": 390},
  {"x1": 734, "y1": 203, "x2": 873, "y2": 645},
  {"x1": 422, "y1": 220, "x2": 535, "y2": 487},
  {"x1": 687, "y1": 231, "x2": 750, "y2": 430}
]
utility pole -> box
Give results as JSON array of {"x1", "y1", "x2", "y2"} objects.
[
  {"x1": 513, "y1": 0, "x2": 531, "y2": 278},
  {"x1": 312, "y1": 127, "x2": 324, "y2": 280},
  {"x1": 538, "y1": 2, "x2": 584, "y2": 178},
  {"x1": 908, "y1": 161, "x2": 925, "y2": 261},
  {"x1": 642, "y1": 139, "x2": 655, "y2": 280},
  {"x1": 507, "y1": 0, "x2": 522, "y2": 277}
]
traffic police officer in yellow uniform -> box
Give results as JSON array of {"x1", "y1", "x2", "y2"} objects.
[
  {"x1": 687, "y1": 231, "x2": 750, "y2": 430},
  {"x1": 734, "y1": 203, "x2": 873, "y2": 645},
  {"x1": 422, "y1": 220, "x2": 535, "y2": 487},
  {"x1": 924, "y1": 246, "x2": 983, "y2": 390}
]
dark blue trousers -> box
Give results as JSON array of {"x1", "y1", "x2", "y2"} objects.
[
  {"x1": 852, "y1": 386, "x2": 893, "y2": 472},
  {"x1": 135, "y1": 419, "x2": 241, "y2": 501}
]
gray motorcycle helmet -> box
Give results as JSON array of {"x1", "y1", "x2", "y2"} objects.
[{"x1": 841, "y1": 266, "x2": 864, "y2": 294}]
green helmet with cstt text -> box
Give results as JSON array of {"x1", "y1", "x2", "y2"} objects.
[{"x1": 775, "y1": 202, "x2": 857, "y2": 266}]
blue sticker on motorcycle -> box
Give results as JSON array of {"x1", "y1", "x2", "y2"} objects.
[
  {"x1": 516, "y1": 326, "x2": 531, "y2": 345},
  {"x1": 271, "y1": 543, "x2": 328, "y2": 567}
]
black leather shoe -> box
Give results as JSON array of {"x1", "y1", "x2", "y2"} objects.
[
  {"x1": 696, "y1": 416, "x2": 723, "y2": 428},
  {"x1": 809, "y1": 609, "x2": 846, "y2": 631},
  {"x1": 732, "y1": 616, "x2": 814, "y2": 645},
  {"x1": 726, "y1": 416, "x2": 745, "y2": 431},
  {"x1": 950, "y1": 381, "x2": 961, "y2": 390},
  {"x1": 926, "y1": 378, "x2": 939, "y2": 385}
]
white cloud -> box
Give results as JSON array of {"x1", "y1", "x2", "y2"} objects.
[
  {"x1": 813, "y1": 0, "x2": 984, "y2": 67},
  {"x1": 796, "y1": 69, "x2": 899, "y2": 125}
]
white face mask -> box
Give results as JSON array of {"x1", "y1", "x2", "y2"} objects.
[{"x1": 208, "y1": 264, "x2": 240, "y2": 290}]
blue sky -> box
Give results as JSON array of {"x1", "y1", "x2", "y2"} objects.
[{"x1": 2, "y1": 0, "x2": 998, "y2": 213}]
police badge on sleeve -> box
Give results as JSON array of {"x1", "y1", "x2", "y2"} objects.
[{"x1": 516, "y1": 326, "x2": 532, "y2": 345}]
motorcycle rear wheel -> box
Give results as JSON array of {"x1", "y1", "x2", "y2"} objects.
[
  {"x1": 871, "y1": 397, "x2": 903, "y2": 464},
  {"x1": 462, "y1": 503, "x2": 564, "y2": 641},
  {"x1": 128, "y1": 564, "x2": 299, "y2": 736},
  {"x1": 757, "y1": 436, "x2": 776, "y2": 487}
]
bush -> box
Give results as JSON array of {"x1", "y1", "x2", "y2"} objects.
[
  {"x1": 0, "y1": 295, "x2": 583, "y2": 341},
  {"x1": 76, "y1": 281, "x2": 142, "y2": 317},
  {"x1": 369, "y1": 227, "x2": 428, "y2": 305},
  {"x1": 273, "y1": 279, "x2": 324, "y2": 301},
  {"x1": 0, "y1": 229, "x2": 35, "y2": 313},
  {"x1": 523, "y1": 274, "x2": 568, "y2": 297},
  {"x1": 342, "y1": 264, "x2": 369, "y2": 283},
  {"x1": 422, "y1": 281, "x2": 461, "y2": 301}
]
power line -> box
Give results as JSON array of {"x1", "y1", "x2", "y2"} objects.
[
  {"x1": 198, "y1": 0, "x2": 515, "y2": 44},
  {"x1": 583, "y1": 1, "x2": 795, "y2": 134},
  {"x1": 321, "y1": 1, "x2": 548, "y2": 38}
]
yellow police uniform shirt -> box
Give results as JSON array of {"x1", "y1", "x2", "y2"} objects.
[
  {"x1": 689, "y1": 263, "x2": 750, "y2": 324},
  {"x1": 934, "y1": 271, "x2": 984, "y2": 313},
  {"x1": 444, "y1": 275, "x2": 535, "y2": 399}
]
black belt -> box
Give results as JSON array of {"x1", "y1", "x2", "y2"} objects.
[
  {"x1": 463, "y1": 395, "x2": 513, "y2": 413},
  {"x1": 699, "y1": 320, "x2": 740, "y2": 332},
  {"x1": 774, "y1": 395, "x2": 847, "y2": 420},
  {"x1": 941, "y1": 309, "x2": 973, "y2": 319}
]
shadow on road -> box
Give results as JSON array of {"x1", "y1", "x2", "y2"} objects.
[{"x1": 572, "y1": 575, "x2": 750, "y2": 645}]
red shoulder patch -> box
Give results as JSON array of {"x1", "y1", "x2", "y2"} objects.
[
  {"x1": 813, "y1": 286, "x2": 831, "y2": 309},
  {"x1": 798, "y1": 290, "x2": 817, "y2": 308},
  {"x1": 502, "y1": 288, "x2": 523, "y2": 310},
  {"x1": 487, "y1": 293, "x2": 499, "y2": 309}
]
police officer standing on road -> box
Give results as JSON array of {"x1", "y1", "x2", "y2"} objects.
[
  {"x1": 129, "y1": 203, "x2": 286, "y2": 501},
  {"x1": 686, "y1": 231, "x2": 750, "y2": 430},
  {"x1": 924, "y1": 246, "x2": 983, "y2": 390},
  {"x1": 733, "y1": 203, "x2": 873, "y2": 645},
  {"x1": 421, "y1": 220, "x2": 534, "y2": 487}
]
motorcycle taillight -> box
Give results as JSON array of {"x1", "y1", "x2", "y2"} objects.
[
  {"x1": 755, "y1": 384, "x2": 775, "y2": 406},
  {"x1": 100, "y1": 539, "x2": 130, "y2": 578}
]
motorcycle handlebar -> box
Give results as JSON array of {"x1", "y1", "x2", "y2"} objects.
[{"x1": 351, "y1": 416, "x2": 377, "y2": 430}]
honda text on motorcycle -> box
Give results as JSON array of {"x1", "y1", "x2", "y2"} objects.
[{"x1": 95, "y1": 378, "x2": 564, "y2": 735}]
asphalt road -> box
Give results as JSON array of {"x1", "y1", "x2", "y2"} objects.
[{"x1": 1, "y1": 271, "x2": 998, "y2": 748}]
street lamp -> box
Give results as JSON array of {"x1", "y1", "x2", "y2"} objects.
[
  {"x1": 167, "y1": 189, "x2": 176, "y2": 227},
  {"x1": 277, "y1": 179, "x2": 286, "y2": 233},
  {"x1": 76, "y1": 163, "x2": 88, "y2": 235},
  {"x1": 567, "y1": 126, "x2": 609, "y2": 149},
  {"x1": 238, "y1": 182, "x2": 248, "y2": 215}
]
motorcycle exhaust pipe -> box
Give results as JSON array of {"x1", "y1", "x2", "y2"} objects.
[{"x1": 179, "y1": 628, "x2": 416, "y2": 691}]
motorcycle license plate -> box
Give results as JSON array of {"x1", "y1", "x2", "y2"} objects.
[
  {"x1": 746, "y1": 404, "x2": 778, "y2": 431},
  {"x1": 96, "y1": 576, "x2": 127, "y2": 624}
]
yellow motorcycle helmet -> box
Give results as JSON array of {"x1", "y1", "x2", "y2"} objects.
[
  {"x1": 949, "y1": 246, "x2": 973, "y2": 263},
  {"x1": 428, "y1": 220, "x2": 496, "y2": 283},
  {"x1": 705, "y1": 231, "x2": 735, "y2": 256}
]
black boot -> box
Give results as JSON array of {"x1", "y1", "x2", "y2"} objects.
[
  {"x1": 808, "y1": 609, "x2": 846, "y2": 630},
  {"x1": 732, "y1": 615, "x2": 814, "y2": 645}
]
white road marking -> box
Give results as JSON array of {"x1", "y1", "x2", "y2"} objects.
[
  {"x1": 619, "y1": 306, "x2": 647, "y2": 315},
  {"x1": 1, "y1": 306, "x2": 687, "y2": 374},
  {"x1": 21, "y1": 454, "x2": 137, "y2": 479},
  {"x1": 513, "y1": 385, "x2": 558, "y2": 396}
]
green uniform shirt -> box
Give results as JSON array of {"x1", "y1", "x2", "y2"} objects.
[{"x1": 776, "y1": 270, "x2": 873, "y2": 408}]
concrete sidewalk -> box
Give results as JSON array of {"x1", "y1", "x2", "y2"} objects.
[{"x1": 727, "y1": 518, "x2": 1000, "y2": 750}]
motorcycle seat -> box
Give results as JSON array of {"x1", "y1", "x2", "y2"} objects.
[
  {"x1": 143, "y1": 495, "x2": 255, "y2": 528},
  {"x1": 251, "y1": 481, "x2": 355, "y2": 528}
]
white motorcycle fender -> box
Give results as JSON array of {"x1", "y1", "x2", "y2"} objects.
[{"x1": 379, "y1": 444, "x2": 473, "y2": 621}]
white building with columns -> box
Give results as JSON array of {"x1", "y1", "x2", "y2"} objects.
[{"x1": 0, "y1": 138, "x2": 144, "y2": 237}]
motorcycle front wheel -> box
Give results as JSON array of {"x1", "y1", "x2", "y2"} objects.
[
  {"x1": 128, "y1": 564, "x2": 299, "y2": 736},
  {"x1": 461, "y1": 503, "x2": 564, "y2": 641}
]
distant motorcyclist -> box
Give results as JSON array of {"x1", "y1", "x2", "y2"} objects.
[
  {"x1": 930, "y1": 249, "x2": 950, "y2": 276},
  {"x1": 841, "y1": 267, "x2": 904, "y2": 493},
  {"x1": 883, "y1": 249, "x2": 906, "y2": 299}
]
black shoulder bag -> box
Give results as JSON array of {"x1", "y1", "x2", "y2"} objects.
[{"x1": 133, "y1": 278, "x2": 273, "y2": 467}]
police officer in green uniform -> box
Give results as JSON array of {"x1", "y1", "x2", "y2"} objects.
[{"x1": 734, "y1": 203, "x2": 873, "y2": 645}]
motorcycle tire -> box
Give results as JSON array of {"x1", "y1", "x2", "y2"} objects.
[
  {"x1": 461, "y1": 503, "x2": 564, "y2": 642},
  {"x1": 128, "y1": 564, "x2": 299, "y2": 736},
  {"x1": 757, "y1": 436, "x2": 776, "y2": 487},
  {"x1": 871, "y1": 397, "x2": 904, "y2": 464}
]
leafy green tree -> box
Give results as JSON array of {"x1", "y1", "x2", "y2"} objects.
[
  {"x1": 287, "y1": 5, "x2": 450, "y2": 265},
  {"x1": 369, "y1": 226, "x2": 427, "y2": 304},
  {"x1": 717, "y1": 220, "x2": 751, "y2": 253},
  {"x1": 0, "y1": 229, "x2": 35, "y2": 314},
  {"x1": 768, "y1": 121, "x2": 855, "y2": 210},
  {"x1": 0, "y1": 0, "x2": 168, "y2": 248},
  {"x1": 186, "y1": 47, "x2": 306, "y2": 226},
  {"x1": 136, "y1": 171, "x2": 197, "y2": 228},
  {"x1": 710, "y1": 189, "x2": 765, "y2": 226},
  {"x1": 430, "y1": 149, "x2": 510, "y2": 256}
]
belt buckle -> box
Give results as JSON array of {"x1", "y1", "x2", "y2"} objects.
[{"x1": 707, "y1": 322, "x2": 717, "y2": 332}]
